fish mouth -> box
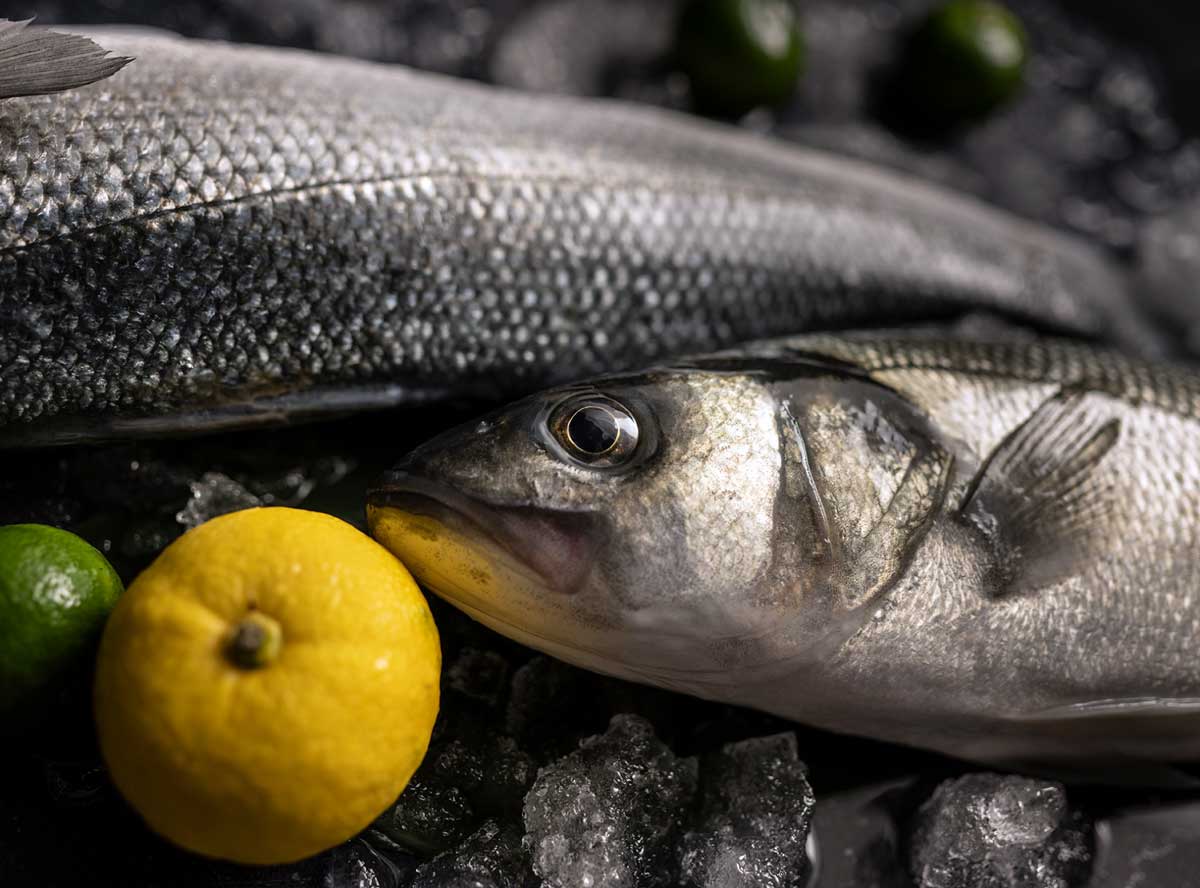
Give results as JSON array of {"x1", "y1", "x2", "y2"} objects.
[
  {"x1": 367, "y1": 472, "x2": 601, "y2": 597},
  {"x1": 367, "y1": 474, "x2": 767, "y2": 693}
]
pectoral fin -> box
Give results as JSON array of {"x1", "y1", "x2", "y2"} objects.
[
  {"x1": 959, "y1": 387, "x2": 1121, "y2": 594},
  {"x1": 0, "y1": 19, "x2": 132, "y2": 100}
]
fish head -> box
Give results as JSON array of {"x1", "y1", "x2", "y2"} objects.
[
  {"x1": 367, "y1": 359, "x2": 950, "y2": 697},
  {"x1": 367, "y1": 367, "x2": 816, "y2": 692}
]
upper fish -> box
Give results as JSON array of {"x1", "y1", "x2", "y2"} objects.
[
  {"x1": 369, "y1": 333, "x2": 1200, "y2": 773},
  {"x1": 0, "y1": 27, "x2": 1166, "y2": 446}
]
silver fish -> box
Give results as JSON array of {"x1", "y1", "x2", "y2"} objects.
[
  {"x1": 0, "y1": 28, "x2": 1166, "y2": 447},
  {"x1": 368, "y1": 333, "x2": 1200, "y2": 771}
]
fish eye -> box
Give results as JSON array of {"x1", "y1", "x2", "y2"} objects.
[{"x1": 548, "y1": 395, "x2": 640, "y2": 468}]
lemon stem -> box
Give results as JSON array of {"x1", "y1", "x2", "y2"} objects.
[{"x1": 226, "y1": 612, "x2": 282, "y2": 669}]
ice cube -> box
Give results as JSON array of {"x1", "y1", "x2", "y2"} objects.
[
  {"x1": 369, "y1": 727, "x2": 536, "y2": 859},
  {"x1": 446, "y1": 647, "x2": 513, "y2": 711},
  {"x1": 523, "y1": 713, "x2": 698, "y2": 888},
  {"x1": 809, "y1": 777, "x2": 920, "y2": 888},
  {"x1": 174, "y1": 472, "x2": 262, "y2": 528},
  {"x1": 43, "y1": 759, "x2": 109, "y2": 809},
  {"x1": 678, "y1": 732, "x2": 815, "y2": 888},
  {"x1": 323, "y1": 836, "x2": 416, "y2": 888},
  {"x1": 1090, "y1": 799, "x2": 1200, "y2": 888},
  {"x1": 372, "y1": 772, "x2": 476, "y2": 857},
  {"x1": 908, "y1": 773, "x2": 1093, "y2": 888},
  {"x1": 411, "y1": 820, "x2": 534, "y2": 888},
  {"x1": 506, "y1": 656, "x2": 613, "y2": 762},
  {"x1": 432, "y1": 737, "x2": 537, "y2": 820}
]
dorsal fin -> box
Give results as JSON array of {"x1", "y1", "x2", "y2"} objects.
[
  {"x1": 959, "y1": 387, "x2": 1121, "y2": 594},
  {"x1": 0, "y1": 19, "x2": 132, "y2": 100}
]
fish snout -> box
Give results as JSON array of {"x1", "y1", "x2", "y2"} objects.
[{"x1": 366, "y1": 472, "x2": 602, "y2": 602}]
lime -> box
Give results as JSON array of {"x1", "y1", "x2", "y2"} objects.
[
  {"x1": 898, "y1": 0, "x2": 1029, "y2": 124},
  {"x1": 0, "y1": 524, "x2": 123, "y2": 717},
  {"x1": 675, "y1": 0, "x2": 805, "y2": 118}
]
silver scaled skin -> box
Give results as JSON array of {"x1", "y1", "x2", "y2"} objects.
[
  {"x1": 369, "y1": 334, "x2": 1200, "y2": 772},
  {"x1": 0, "y1": 29, "x2": 1165, "y2": 445}
]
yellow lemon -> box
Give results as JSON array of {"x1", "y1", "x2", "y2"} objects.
[{"x1": 93, "y1": 507, "x2": 440, "y2": 865}]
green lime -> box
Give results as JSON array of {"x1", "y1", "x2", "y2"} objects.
[
  {"x1": 898, "y1": 0, "x2": 1029, "y2": 125},
  {"x1": 675, "y1": 0, "x2": 805, "y2": 118},
  {"x1": 0, "y1": 524, "x2": 122, "y2": 718}
]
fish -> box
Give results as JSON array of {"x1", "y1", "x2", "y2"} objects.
[
  {"x1": 367, "y1": 332, "x2": 1200, "y2": 771},
  {"x1": 0, "y1": 27, "x2": 1169, "y2": 448}
]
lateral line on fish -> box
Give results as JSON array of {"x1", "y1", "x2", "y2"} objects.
[
  {"x1": 0, "y1": 147, "x2": 1094, "y2": 259},
  {"x1": 0, "y1": 166, "x2": 833, "y2": 255}
]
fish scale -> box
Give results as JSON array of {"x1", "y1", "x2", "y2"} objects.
[
  {"x1": 368, "y1": 333, "x2": 1200, "y2": 772},
  {"x1": 0, "y1": 29, "x2": 1166, "y2": 445}
]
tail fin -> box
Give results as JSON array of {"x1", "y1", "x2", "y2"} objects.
[{"x1": 0, "y1": 18, "x2": 132, "y2": 100}]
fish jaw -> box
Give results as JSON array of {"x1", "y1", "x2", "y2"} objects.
[
  {"x1": 368, "y1": 472, "x2": 601, "y2": 598},
  {"x1": 368, "y1": 472, "x2": 665, "y2": 670},
  {"x1": 365, "y1": 474, "x2": 762, "y2": 695}
]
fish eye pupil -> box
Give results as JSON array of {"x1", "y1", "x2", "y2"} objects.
[{"x1": 567, "y1": 405, "x2": 620, "y2": 455}]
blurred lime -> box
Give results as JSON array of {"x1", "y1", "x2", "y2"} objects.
[
  {"x1": 676, "y1": 0, "x2": 805, "y2": 118},
  {"x1": 0, "y1": 524, "x2": 122, "y2": 719},
  {"x1": 898, "y1": 0, "x2": 1029, "y2": 124}
]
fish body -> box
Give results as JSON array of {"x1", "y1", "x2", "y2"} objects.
[
  {"x1": 369, "y1": 334, "x2": 1200, "y2": 769},
  {"x1": 0, "y1": 29, "x2": 1166, "y2": 446}
]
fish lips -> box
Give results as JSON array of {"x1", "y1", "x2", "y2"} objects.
[{"x1": 367, "y1": 471, "x2": 602, "y2": 596}]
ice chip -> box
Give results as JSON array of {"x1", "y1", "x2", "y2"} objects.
[
  {"x1": 43, "y1": 758, "x2": 108, "y2": 809},
  {"x1": 908, "y1": 773, "x2": 1093, "y2": 888},
  {"x1": 678, "y1": 732, "x2": 815, "y2": 888},
  {"x1": 506, "y1": 656, "x2": 613, "y2": 762},
  {"x1": 411, "y1": 820, "x2": 534, "y2": 888},
  {"x1": 1090, "y1": 799, "x2": 1200, "y2": 887},
  {"x1": 250, "y1": 456, "x2": 352, "y2": 507},
  {"x1": 433, "y1": 736, "x2": 537, "y2": 820},
  {"x1": 446, "y1": 647, "x2": 513, "y2": 710},
  {"x1": 174, "y1": 471, "x2": 262, "y2": 528},
  {"x1": 372, "y1": 772, "x2": 476, "y2": 857},
  {"x1": 523, "y1": 713, "x2": 698, "y2": 888},
  {"x1": 370, "y1": 727, "x2": 536, "y2": 860},
  {"x1": 808, "y1": 777, "x2": 919, "y2": 888},
  {"x1": 323, "y1": 836, "x2": 415, "y2": 888}
]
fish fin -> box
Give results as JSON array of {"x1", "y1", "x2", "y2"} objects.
[
  {"x1": 959, "y1": 387, "x2": 1121, "y2": 594},
  {"x1": 0, "y1": 19, "x2": 133, "y2": 100},
  {"x1": 1019, "y1": 697, "x2": 1200, "y2": 721},
  {"x1": 999, "y1": 699, "x2": 1200, "y2": 786}
]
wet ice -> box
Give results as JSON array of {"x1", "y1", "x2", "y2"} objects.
[
  {"x1": 410, "y1": 820, "x2": 534, "y2": 888},
  {"x1": 678, "y1": 733, "x2": 815, "y2": 888},
  {"x1": 523, "y1": 714, "x2": 698, "y2": 888},
  {"x1": 174, "y1": 472, "x2": 263, "y2": 528},
  {"x1": 908, "y1": 774, "x2": 1092, "y2": 888}
]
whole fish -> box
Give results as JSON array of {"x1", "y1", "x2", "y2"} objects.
[
  {"x1": 0, "y1": 28, "x2": 1167, "y2": 447},
  {"x1": 368, "y1": 333, "x2": 1200, "y2": 771}
]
